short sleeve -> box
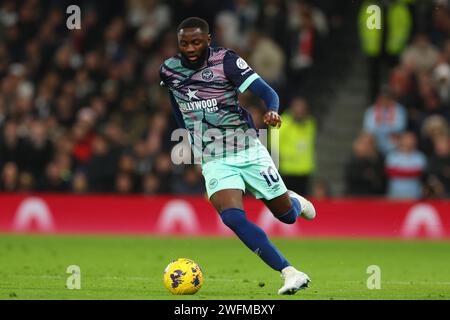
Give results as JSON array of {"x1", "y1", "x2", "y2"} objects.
[{"x1": 223, "y1": 51, "x2": 260, "y2": 93}]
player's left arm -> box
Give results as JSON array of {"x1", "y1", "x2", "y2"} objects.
[
  {"x1": 223, "y1": 51, "x2": 282, "y2": 128},
  {"x1": 247, "y1": 78, "x2": 281, "y2": 128}
]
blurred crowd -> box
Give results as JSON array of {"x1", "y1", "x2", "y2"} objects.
[
  {"x1": 0, "y1": 0, "x2": 335, "y2": 195},
  {"x1": 346, "y1": 0, "x2": 450, "y2": 199}
]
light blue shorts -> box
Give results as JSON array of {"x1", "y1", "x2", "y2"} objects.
[{"x1": 202, "y1": 140, "x2": 288, "y2": 200}]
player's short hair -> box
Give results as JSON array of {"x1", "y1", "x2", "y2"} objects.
[{"x1": 177, "y1": 17, "x2": 209, "y2": 34}]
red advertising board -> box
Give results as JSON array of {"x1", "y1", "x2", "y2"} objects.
[{"x1": 0, "y1": 194, "x2": 449, "y2": 239}]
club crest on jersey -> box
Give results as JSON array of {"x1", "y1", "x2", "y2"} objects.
[
  {"x1": 236, "y1": 58, "x2": 248, "y2": 70},
  {"x1": 201, "y1": 68, "x2": 214, "y2": 81}
]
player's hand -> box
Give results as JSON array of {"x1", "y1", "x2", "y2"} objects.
[{"x1": 263, "y1": 111, "x2": 282, "y2": 128}]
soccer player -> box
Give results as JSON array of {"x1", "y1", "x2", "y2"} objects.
[{"x1": 160, "y1": 17, "x2": 316, "y2": 295}]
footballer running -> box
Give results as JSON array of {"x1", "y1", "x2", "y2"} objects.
[{"x1": 160, "y1": 17, "x2": 316, "y2": 295}]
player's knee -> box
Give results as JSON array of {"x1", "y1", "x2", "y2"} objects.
[{"x1": 275, "y1": 198, "x2": 301, "y2": 224}]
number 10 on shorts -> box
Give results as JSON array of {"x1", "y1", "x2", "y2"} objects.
[{"x1": 260, "y1": 167, "x2": 280, "y2": 187}]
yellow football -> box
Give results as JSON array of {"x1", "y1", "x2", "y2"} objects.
[{"x1": 163, "y1": 258, "x2": 204, "y2": 295}]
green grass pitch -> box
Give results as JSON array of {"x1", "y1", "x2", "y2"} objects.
[{"x1": 1, "y1": 234, "x2": 450, "y2": 300}]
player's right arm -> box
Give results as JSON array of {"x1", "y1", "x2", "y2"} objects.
[
  {"x1": 160, "y1": 63, "x2": 185, "y2": 129},
  {"x1": 168, "y1": 91, "x2": 186, "y2": 129}
]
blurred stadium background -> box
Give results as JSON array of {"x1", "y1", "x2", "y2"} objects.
[
  {"x1": 0, "y1": 0, "x2": 450, "y2": 300},
  {"x1": 1, "y1": 0, "x2": 450, "y2": 234},
  {"x1": 1, "y1": 0, "x2": 450, "y2": 199}
]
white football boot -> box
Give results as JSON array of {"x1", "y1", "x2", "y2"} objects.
[
  {"x1": 278, "y1": 266, "x2": 311, "y2": 295},
  {"x1": 288, "y1": 190, "x2": 316, "y2": 220}
]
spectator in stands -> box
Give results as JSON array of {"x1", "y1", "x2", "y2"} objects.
[
  {"x1": 38, "y1": 161, "x2": 70, "y2": 192},
  {"x1": 214, "y1": 9, "x2": 242, "y2": 49},
  {"x1": 21, "y1": 120, "x2": 53, "y2": 182},
  {"x1": 85, "y1": 135, "x2": 118, "y2": 192},
  {"x1": 432, "y1": 61, "x2": 450, "y2": 107},
  {"x1": 214, "y1": 0, "x2": 258, "y2": 50},
  {"x1": 427, "y1": 2, "x2": 450, "y2": 48},
  {"x1": 71, "y1": 118, "x2": 96, "y2": 166},
  {"x1": 426, "y1": 134, "x2": 450, "y2": 197},
  {"x1": 0, "y1": 162, "x2": 19, "y2": 191},
  {"x1": 133, "y1": 139, "x2": 153, "y2": 176},
  {"x1": 385, "y1": 131, "x2": 427, "y2": 199},
  {"x1": 115, "y1": 172, "x2": 134, "y2": 194},
  {"x1": 444, "y1": 40, "x2": 450, "y2": 64},
  {"x1": 345, "y1": 132, "x2": 385, "y2": 196},
  {"x1": 288, "y1": 0, "x2": 328, "y2": 38},
  {"x1": 172, "y1": 165, "x2": 205, "y2": 195},
  {"x1": 117, "y1": 153, "x2": 140, "y2": 192},
  {"x1": 389, "y1": 66, "x2": 418, "y2": 115},
  {"x1": 18, "y1": 171, "x2": 34, "y2": 192},
  {"x1": 311, "y1": 178, "x2": 331, "y2": 200},
  {"x1": 278, "y1": 97, "x2": 316, "y2": 195},
  {"x1": 288, "y1": 0, "x2": 329, "y2": 78},
  {"x1": 72, "y1": 171, "x2": 88, "y2": 194},
  {"x1": 288, "y1": 3, "x2": 317, "y2": 78},
  {"x1": 153, "y1": 152, "x2": 175, "y2": 194},
  {"x1": 128, "y1": 0, "x2": 171, "y2": 50},
  {"x1": 418, "y1": 70, "x2": 448, "y2": 112},
  {"x1": 358, "y1": 0, "x2": 413, "y2": 101},
  {"x1": 420, "y1": 114, "x2": 449, "y2": 156},
  {"x1": 248, "y1": 30, "x2": 285, "y2": 86},
  {"x1": 401, "y1": 34, "x2": 440, "y2": 73},
  {"x1": 0, "y1": 95, "x2": 6, "y2": 127},
  {"x1": 256, "y1": 0, "x2": 288, "y2": 48},
  {"x1": 110, "y1": 95, "x2": 148, "y2": 145},
  {"x1": 54, "y1": 152, "x2": 73, "y2": 185},
  {"x1": 0, "y1": 120, "x2": 26, "y2": 170},
  {"x1": 363, "y1": 86, "x2": 408, "y2": 154},
  {"x1": 142, "y1": 173, "x2": 160, "y2": 195}
]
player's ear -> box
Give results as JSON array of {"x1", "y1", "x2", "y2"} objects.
[{"x1": 207, "y1": 34, "x2": 211, "y2": 46}]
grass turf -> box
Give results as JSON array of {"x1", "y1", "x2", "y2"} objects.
[{"x1": 0, "y1": 234, "x2": 449, "y2": 300}]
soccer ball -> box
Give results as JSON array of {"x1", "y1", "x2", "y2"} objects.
[{"x1": 163, "y1": 258, "x2": 204, "y2": 295}]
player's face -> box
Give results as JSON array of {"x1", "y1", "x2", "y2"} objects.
[{"x1": 177, "y1": 27, "x2": 210, "y2": 67}]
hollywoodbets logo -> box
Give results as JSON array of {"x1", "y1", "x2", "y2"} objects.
[{"x1": 178, "y1": 99, "x2": 218, "y2": 112}]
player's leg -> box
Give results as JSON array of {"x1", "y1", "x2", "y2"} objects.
[
  {"x1": 262, "y1": 190, "x2": 316, "y2": 224},
  {"x1": 239, "y1": 141, "x2": 313, "y2": 294},
  {"x1": 241, "y1": 143, "x2": 316, "y2": 223},
  {"x1": 209, "y1": 188, "x2": 292, "y2": 273},
  {"x1": 203, "y1": 160, "x2": 294, "y2": 272},
  {"x1": 260, "y1": 190, "x2": 315, "y2": 294},
  {"x1": 262, "y1": 192, "x2": 297, "y2": 224},
  {"x1": 208, "y1": 188, "x2": 243, "y2": 212},
  {"x1": 244, "y1": 178, "x2": 313, "y2": 294}
]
